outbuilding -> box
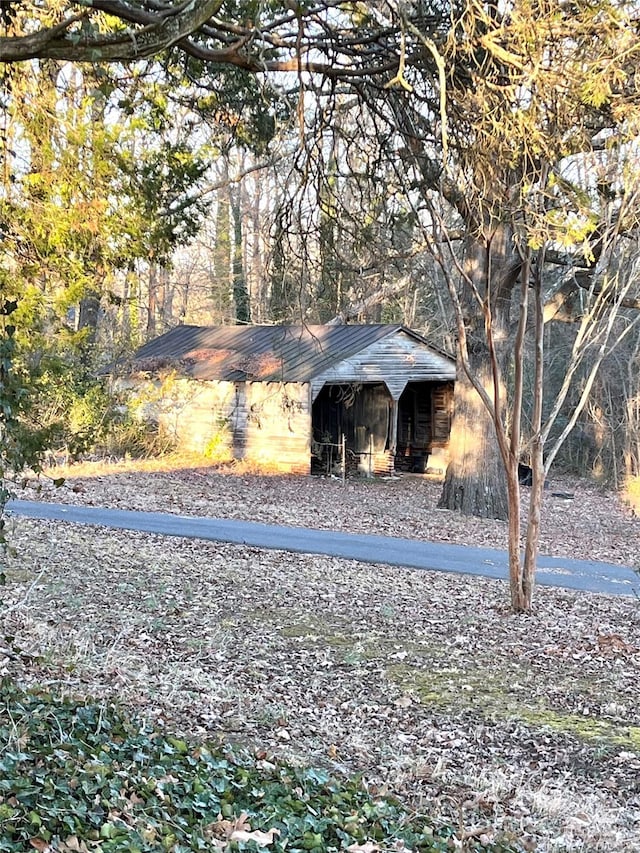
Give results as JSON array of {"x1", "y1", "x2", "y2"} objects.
[{"x1": 118, "y1": 324, "x2": 456, "y2": 475}]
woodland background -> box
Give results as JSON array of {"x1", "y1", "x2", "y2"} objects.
[{"x1": 0, "y1": 11, "x2": 639, "y2": 491}]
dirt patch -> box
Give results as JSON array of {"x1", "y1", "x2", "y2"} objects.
[{"x1": 3, "y1": 462, "x2": 640, "y2": 851}]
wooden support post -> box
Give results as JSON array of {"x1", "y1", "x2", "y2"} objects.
[
  {"x1": 389, "y1": 398, "x2": 399, "y2": 459},
  {"x1": 341, "y1": 433, "x2": 346, "y2": 485}
]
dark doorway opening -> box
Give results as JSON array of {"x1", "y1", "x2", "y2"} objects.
[
  {"x1": 311, "y1": 383, "x2": 390, "y2": 474},
  {"x1": 396, "y1": 381, "x2": 453, "y2": 472}
]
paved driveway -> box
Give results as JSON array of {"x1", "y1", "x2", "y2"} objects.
[{"x1": 7, "y1": 499, "x2": 639, "y2": 597}]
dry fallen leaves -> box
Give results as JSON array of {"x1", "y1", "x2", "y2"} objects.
[
  {"x1": 24, "y1": 461, "x2": 640, "y2": 568},
  {"x1": 347, "y1": 842, "x2": 380, "y2": 853},
  {"x1": 5, "y1": 463, "x2": 640, "y2": 852},
  {"x1": 206, "y1": 812, "x2": 281, "y2": 849}
]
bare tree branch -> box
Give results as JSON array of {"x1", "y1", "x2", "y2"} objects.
[{"x1": 0, "y1": 0, "x2": 224, "y2": 62}]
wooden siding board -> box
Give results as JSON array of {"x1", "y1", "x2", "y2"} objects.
[
  {"x1": 243, "y1": 382, "x2": 311, "y2": 472},
  {"x1": 311, "y1": 331, "x2": 456, "y2": 400},
  {"x1": 432, "y1": 383, "x2": 454, "y2": 445},
  {"x1": 119, "y1": 377, "x2": 312, "y2": 473}
]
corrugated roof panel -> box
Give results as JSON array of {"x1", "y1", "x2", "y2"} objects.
[{"x1": 127, "y1": 324, "x2": 453, "y2": 382}]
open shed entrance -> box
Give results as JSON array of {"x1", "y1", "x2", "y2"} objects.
[
  {"x1": 311, "y1": 383, "x2": 390, "y2": 474},
  {"x1": 311, "y1": 380, "x2": 453, "y2": 475},
  {"x1": 396, "y1": 381, "x2": 453, "y2": 472}
]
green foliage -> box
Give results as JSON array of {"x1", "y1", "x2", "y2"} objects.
[
  {"x1": 1, "y1": 63, "x2": 214, "y2": 333},
  {"x1": 0, "y1": 61, "x2": 221, "y2": 489},
  {"x1": 0, "y1": 295, "x2": 54, "y2": 588},
  {"x1": 1, "y1": 325, "x2": 166, "y2": 463},
  {"x1": 203, "y1": 418, "x2": 232, "y2": 463},
  {"x1": 116, "y1": 139, "x2": 211, "y2": 265},
  {"x1": 0, "y1": 680, "x2": 519, "y2": 853},
  {"x1": 184, "y1": 66, "x2": 289, "y2": 155},
  {"x1": 0, "y1": 299, "x2": 31, "y2": 485},
  {"x1": 22, "y1": 363, "x2": 172, "y2": 461},
  {"x1": 27, "y1": 368, "x2": 109, "y2": 459},
  {"x1": 100, "y1": 412, "x2": 176, "y2": 459},
  {"x1": 0, "y1": 295, "x2": 50, "y2": 536},
  {"x1": 5, "y1": 320, "x2": 109, "y2": 460}
]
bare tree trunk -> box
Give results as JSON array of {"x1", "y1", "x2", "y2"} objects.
[
  {"x1": 147, "y1": 263, "x2": 157, "y2": 339},
  {"x1": 119, "y1": 274, "x2": 131, "y2": 343},
  {"x1": 438, "y1": 361, "x2": 509, "y2": 518},
  {"x1": 521, "y1": 268, "x2": 546, "y2": 610},
  {"x1": 438, "y1": 224, "x2": 517, "y2": 520},
  {"x1": 78, "y1": 289, "x2": 101, "y2": 345},
  {"x1": 158, "y1": 265, "x2": 168, "y2": 329},
  {"x1": 505, "y1": 461, "x2": 526, "y2": 609},
  {"x1": 213, "y1": 172, "x2": 232, "y2": 319},
  {"x1": 251, "y1": 175, "x2": 265, "y2": 322},
  {"x1": 231, "y1": 184, "x2": 251, "y2": 325}
]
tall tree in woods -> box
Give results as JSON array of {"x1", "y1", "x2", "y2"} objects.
[
  {"x1": 269, "y1": 206, "x2": 299, "y2": 323},
  {"x1": 207, "y1": 161, "x2": 252, "y2": 325},
  {"x1": 211, "y1": 172, "x2": 233, "y2": 320},
  {"x1": 0, "y1": 64, "x2": 212, "y2": 343},
  {"x1": 380, "y1": 2, "x2": 640, "y2": 609},
  {"x1": 317, "y1": 155, "x2": 342, "y2": 323},
  {"x1": 230, "y1": 181, "x2": 251, "y2": 325},
  {"x1": 3, "y1": 0, "x2": 640, "y2": 610},
  {"x1": 0, "y1": 61, "x2": 214, "y2": 474}
]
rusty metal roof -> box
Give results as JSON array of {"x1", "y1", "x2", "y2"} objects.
[{"x1": 127, "y1": 324, "x2": 451, "y2": 382}]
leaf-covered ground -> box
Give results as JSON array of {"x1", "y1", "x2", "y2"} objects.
[
  {"x1": 3, "y1": 462, "x2": 640, "y2": 851},
  {"x1": 20, "y1": 459, "x2": 640, "y2": 568},
  {"x1": 2, "y1": 681, "x2": 486, "y2": 853}
]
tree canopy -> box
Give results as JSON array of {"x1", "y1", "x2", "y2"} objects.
[
  {"x1": 2, "y1": 0, "x2": 640, "y2": 611},
  {"x1": 1, "y1": 1, "x2": 397, "y2": 71}
]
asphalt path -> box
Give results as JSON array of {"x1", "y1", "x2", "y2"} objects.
[{"x1": 7, "y1": 498, "x2": 639, "y2": 598}]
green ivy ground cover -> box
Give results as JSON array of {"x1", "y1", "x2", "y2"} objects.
[{"x1": 0, "y1": 680, "x2": 519, "y2": 853}]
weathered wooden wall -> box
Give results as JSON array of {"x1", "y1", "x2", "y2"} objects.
[
  {"x1": 241, "y1": 381, "x2": 311, "y2": 473},
  {"x1": 311, "y1": 332, "x2": 455, "y2": 401},
  {"x1": 120, "y1": 375, "x2": 312, "y2": 473}
]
